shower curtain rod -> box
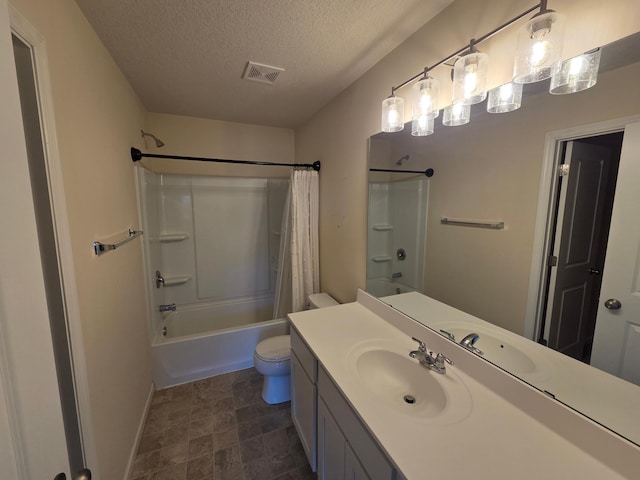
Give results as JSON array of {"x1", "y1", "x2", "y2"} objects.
[
  {"x1": 131, "y1": 148, "x2": 321, "y2": 171},
  {"x1": 369, "y1": 167, "x2": 434, "y2": 177}
]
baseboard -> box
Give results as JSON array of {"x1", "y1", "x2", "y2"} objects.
[{"x1": 122, "y1": 382, "x2": 155, "y2": 480}]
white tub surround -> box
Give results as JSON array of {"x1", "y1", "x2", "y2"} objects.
[{"x1": 288, "y1": 290, "x2": 639, "y2": 479}]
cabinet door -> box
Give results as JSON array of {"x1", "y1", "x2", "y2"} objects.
[
  {"x1": 345, "y1": 443, "x2": 372, "y2": 480},
  {"x1": 317, "y1": 397, "x2": 345, "y2": 480},
  {"x1": 291, "y1": 352, "x2": 316, "y2": 470}
]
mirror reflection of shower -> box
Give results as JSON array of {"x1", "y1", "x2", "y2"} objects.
[
  {"x1": 366, "y1": 172, "x2": 429, "y2": 297},
  {"x1": 396, "y1": 154, "x2": 410, "y2": 166}
]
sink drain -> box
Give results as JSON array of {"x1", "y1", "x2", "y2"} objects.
[{"x1": 403, "y1": 394, "x2": 416, "y2": 404}]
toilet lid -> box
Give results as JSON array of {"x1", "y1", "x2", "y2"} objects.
[{"x1": 255, "y1": 335, "x2": 290, "y2": 361}]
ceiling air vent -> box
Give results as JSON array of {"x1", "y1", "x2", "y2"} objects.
[{"x1": 243, "y1": 61, "x2": 284, "y2": 85}]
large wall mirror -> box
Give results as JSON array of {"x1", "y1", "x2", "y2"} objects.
[{"x1": 367, "y1": 32, "x2": 640, "y2": 446}]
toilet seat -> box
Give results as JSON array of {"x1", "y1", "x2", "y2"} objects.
[{"x1": 255, "y1": 335, "x2": 290, "y2": 363}]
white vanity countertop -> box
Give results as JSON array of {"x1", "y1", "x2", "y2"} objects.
[
  {"x1": 382, "y1": 291, "x2": 640, "y2": 445},
  {"x1": 289, "y1": 294, "x2": 635, "y2": 479}
]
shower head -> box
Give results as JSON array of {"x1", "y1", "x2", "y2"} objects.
[
  {"x1": 396, "y1": 154, "x2": 410, "y2": 166},
  {"x1": 141, "y1": 130, "x2": 165, "y2": 148}
]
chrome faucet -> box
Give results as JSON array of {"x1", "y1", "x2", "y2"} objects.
[
  {"x1": 459, "y1": 333, "x2": 483, "y2": 355},
  {"x1": 440, "y1": 330, "x2": 484, "y2": 355},
  {"x1": 159, "y1": 303, "x2": 176, "y2": 312},
  {"x1": 409, "y1": 337, "x2": 453, "y2": 374}
]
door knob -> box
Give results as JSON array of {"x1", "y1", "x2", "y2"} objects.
[
  {"x1": 588, "y1": 268, "x2": 600, "y2": 275},
  {"x1": 604, "y1": 298, "x2": 622, "y2": 310}
]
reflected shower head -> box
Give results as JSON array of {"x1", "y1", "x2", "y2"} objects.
[
  {"x1": 141, "y1": 130, "x2": 165, "y2": 148},
  {"x1": 396, "y1": 154, "x2": 410, "y2": 166}
]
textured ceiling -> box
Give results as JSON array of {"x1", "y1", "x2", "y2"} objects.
[{"x1": 74, "y1": 0, "x2": 453, "y2": 128}]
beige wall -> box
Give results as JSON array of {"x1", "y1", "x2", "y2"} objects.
[
  {"x1": 9, "y1": 0, "x2": 150, "y2": 478},
  {"x1": 145, "y1": 112, "x2": 295, "y2": 178},
  {"x1": 296, "y1": 0, "x2": 640, "y2": 305}
]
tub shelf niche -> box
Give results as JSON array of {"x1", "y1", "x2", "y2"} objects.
[
  {"x1": 158, "y1": 232, "x2": 190, "y2": 243},
  {"x1": 164, "y1": 274, "x2": 192, "y2": 286},
  {"x1": 371, "y1": 256, "x2": 392, "y2": 263},
  {"x1": 372, "y1": 224, "x2": 393, "y2": 231}
]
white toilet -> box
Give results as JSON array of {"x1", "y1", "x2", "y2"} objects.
[{"x1": 254, "y1": 293, "x2": 338, "y2": 404}]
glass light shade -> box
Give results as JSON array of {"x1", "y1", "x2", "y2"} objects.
[
  {"x1": 550, "y1": 49, "x2": 601, "y2": 95},
  {"x1": 412, "y1": 77, "x2": 440, "y2": 119},
  {"x1": 411, "y1": 113, "x2": 435, "y2": 136},
  {"x1": 381, "y1": 95, "x2": 405, "y2": 132},
  {"x1": 513, "y1": 11, "x2": 565, "y2": 83},
  {"x1": 443, "y1": 102, "x2": 471, "y2": 127},
  {"x1": 452, "y1": 52, "x2": 489, "y2": 105},
  {"x1": 487, "y1": 82, "x2": 523, "y2": 113}
]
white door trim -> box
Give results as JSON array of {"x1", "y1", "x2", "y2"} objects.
[
  {"x1": 8, "y1": 3, "x2": 98, "y2": 475},
  {"x1": 524, "y1": 114, "x2": 640, "y2": 342}
]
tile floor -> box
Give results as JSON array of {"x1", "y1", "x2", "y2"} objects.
[{"x1": 131, "y1": 368, "x2": 316, "y2": 480}]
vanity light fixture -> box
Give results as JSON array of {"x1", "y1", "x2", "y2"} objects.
[
  {"x1": 411, "y1": 71, "x2": 439, "y2": 136},
  {"x1": 452, "y1": 40, "x2": 489, "y2": 105},
  {"x1": 443, "y1": 101, "x2": 471, "y2": 127},
  {"x1": 549, "y1": 49, "x2": 601, "y2": 95},
  {"x1": 513, "y1": 0, "x2": 566, "y2": 84},
  {"x1": 487, "y1": 82, "x2": 523, "y2": 113},
  {"x1": 381, "y1": 2, "x2": 593, "y2": 135},
  {"x1": 381, "y1": 90, "x2": 405, "y2": 133}
]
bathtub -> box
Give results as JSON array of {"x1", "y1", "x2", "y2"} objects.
[
  {"x1": 151, "y1": 297, "x2": 289, "y2": 389},
  {"x1": 366, "y1": 277, "x2": 416, "y2": 297}
]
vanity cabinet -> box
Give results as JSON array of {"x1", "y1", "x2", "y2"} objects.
[
  {"x1": 290, "y1": 328, "x2": 317, "y2": 470},
  {"x1": 318, "y1": 399, "x2": 371, "y2": 480},
  {"x1": 317, "y1": 397, "x2": 346, "y2": 479},
  {"x1": 317, "y1": 367, "x2": 401, "y2": 480}
]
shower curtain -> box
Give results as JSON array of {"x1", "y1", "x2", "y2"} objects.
[
  {"x1": 273, "y1": 167, "x2": 319, "y2": 315},
  {"x1": 273, "y1": 191, "x2": 292, "y2": 319}
]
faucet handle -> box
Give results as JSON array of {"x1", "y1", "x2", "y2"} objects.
[
  {"x1": 439, "y1": 329, "x2": 455, "y2": 341},
  {"x1": 435, "y1": 353, "x2": 454, "y2": 368},
  {"x1": 411, "y1": 337, "x2": 426, "y2": 352}
]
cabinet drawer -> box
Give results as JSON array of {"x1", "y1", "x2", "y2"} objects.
[
  {"x1": 318, "y1": 367, "x2": 395, "y2": 480},
  {"x1": 291, "y1": 327, "x2": 317, "y2": 382}
]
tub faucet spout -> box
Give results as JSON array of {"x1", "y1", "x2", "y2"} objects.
[{"x1": 159, "y1": 303, "x2": 176, "y2": 312}]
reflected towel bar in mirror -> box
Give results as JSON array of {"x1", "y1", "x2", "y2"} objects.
[
  {"x1": 441, "y1": 218, "x2": 505, "y2": 229},
  {"x1": 93, "y1": 228, "x2": 143, "y2": 255}
]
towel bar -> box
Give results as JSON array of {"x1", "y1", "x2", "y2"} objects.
[
  {"x1": 94, "y1": 229, "x2": 143, "y2": 255},
  {"x1": 440, "y1": 218, "x2": 504, "y2": 229}
]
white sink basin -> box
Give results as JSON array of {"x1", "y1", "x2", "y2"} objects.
[
  {"x1": 440, "y1": 324, "x2": 548, "y2": 378},
  {"x1": 349, "y1": 340, "x2": 472, "y2": 424}
]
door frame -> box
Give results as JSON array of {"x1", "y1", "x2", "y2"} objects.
[
  {"x1": 4, "y1": 3, "x2": 97, "y2": 476},
  {"x1": 524, "y1": 114, "x2": 640, "y2": 343}
]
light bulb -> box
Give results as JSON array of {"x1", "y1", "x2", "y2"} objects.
[
  {"x1": 443, "y1": 102, "x2": 470, "y2": 126},
  {"x1": 568, "y1": 56, "x2": 585, "y2": 76},
  {"x1": 529, "y1": 40, "x2": 552, "y2": 67},
  {"x1": 413, "y1": 77, "x2": 440, "y2": 119},
  {"x1": 453, "y1": 52, "x2": 488, "y2": 105},
  {"x1": 487, "y1": 82, "x2": 522, "y2": 113},
  {"x1": 513, "y1": 11, "x2": 565, "y2": 84},
  {"x1": 499, "y1": 83, "x2": 513, "y2": 101},
  {"x1": 381, "y1": 95, "x2": 405, "y2": 132}
]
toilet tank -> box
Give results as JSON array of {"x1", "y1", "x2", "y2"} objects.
[{"x1": 307, "y1": 293, "x2": 339, "y2": 309}]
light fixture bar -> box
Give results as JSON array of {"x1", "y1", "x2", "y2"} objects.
[{"x1": 389, "y1": 3, "x2": 541, "y2": 94}]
